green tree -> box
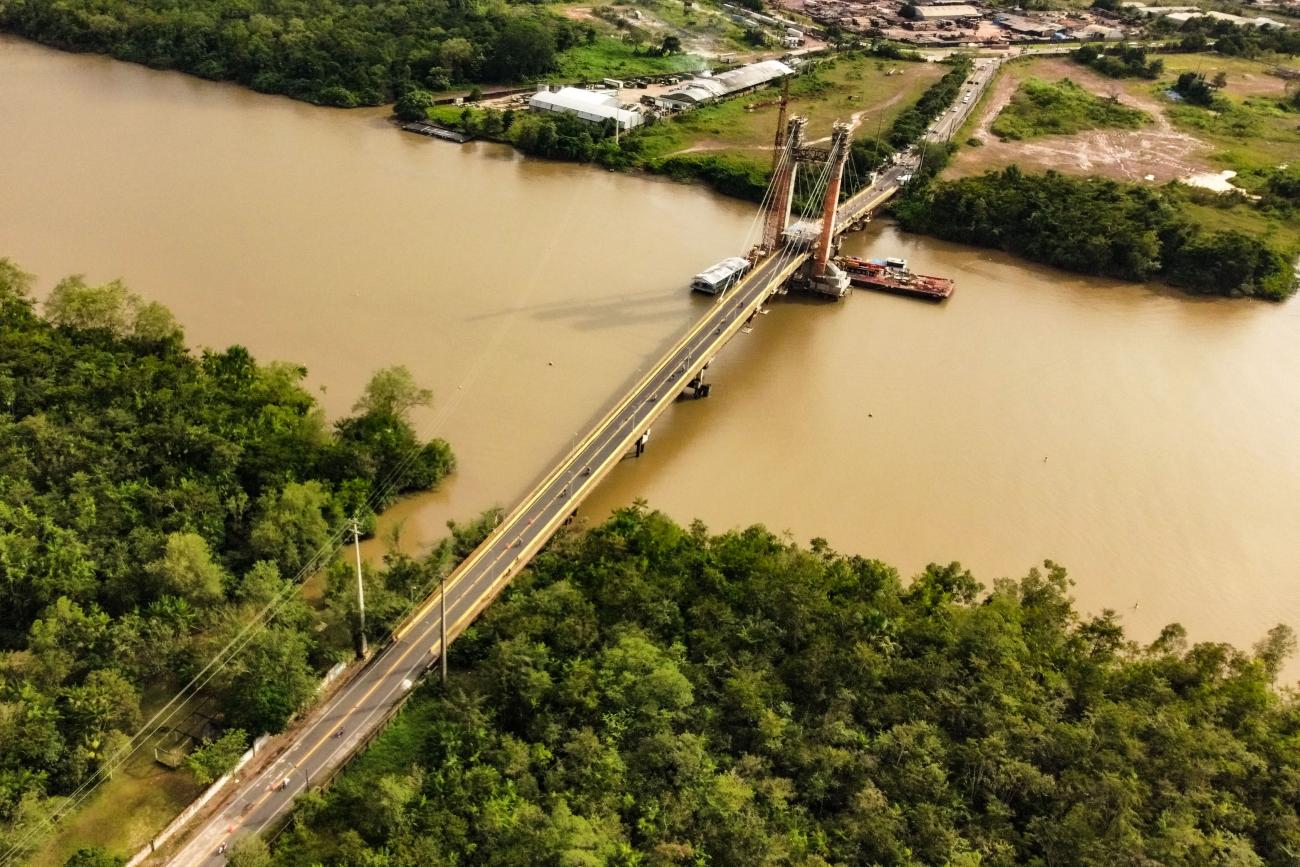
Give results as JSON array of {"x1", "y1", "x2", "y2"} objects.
[
  {"x1": 150, "y1": 532, "x2": 228, "y2": 605},
  {"x1": 185, "y1": 728, "x2": 250, "y2": 785},
  {"x1": 131, "y1": 300, "x2": 182, "y2": 343},
  {"x1": 394, "y1": 89, "x2": 434, "y2": 122},
  {"x1": 352, "y1": 366, "x2": 433, "y2": 420},
  {"x1": 488, "y1": 19, "x2": 557, "y2": 80},
  {"x1": 249, "y1": 481, "x2": 331, "y2": 579},
  {"x1": 62, "y1": 847, "x2": 124, "y2": 867},
  {"x1": 222, "y1": 628, "x2": 317, "y2": 734},
  {"x1": 226, "y1": 834, "x2": 271, "y2": 867},
  {"x1": 438, "y1": 37, "x2": 478, "y2": 82},
  {"x1": 43, "y1": 276, "x2": 133, "y2": 335}
]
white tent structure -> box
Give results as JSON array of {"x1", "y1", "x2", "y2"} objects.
[{"x1": 528, "y1": 87, "x2": 643, "y2": 131}]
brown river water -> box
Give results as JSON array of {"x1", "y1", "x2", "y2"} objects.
[{"x1": 2, "y1": 36, "x2": 1298, "y2": 679}]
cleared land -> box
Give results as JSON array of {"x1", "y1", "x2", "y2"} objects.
[
  {"x1": 633, "y1": 54, "x2": 945, "y2": 164},
  {"x1": 944, "y1": 51, "x2": 1300, "y2": 268},
  {"x1": 949, "y1": 56, "x2": 1211, "y2": 182},
  {"x1": 990, "y1": 77, "x2": 1151, "y2": 141}
]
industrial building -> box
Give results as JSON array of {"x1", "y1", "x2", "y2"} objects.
[
  {"x1": 655, "y1": 60, "x2": 795, "y2": 111},
  {"x1": 528, "y1": 87, "x2": 644, "y2": 131},
  {"x1": 911, "y1": 4, "x2": 982, "y2": 20},
  {"x1": 994, "y1": 13, "x2": 1065, "y2": 36}
]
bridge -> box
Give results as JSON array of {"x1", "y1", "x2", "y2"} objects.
[{"x1": 163, "y1": 56, "x2": 997, "y2": 867}]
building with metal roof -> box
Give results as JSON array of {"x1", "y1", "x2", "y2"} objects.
[
  {"x1": 528, "y1": 87, "x2": 644, "y2": 131},
  {"x1": 655, "y1": 60, "x2": 795, "y2": 111},
  {"x1": 913, "y1": 4, "x2": 982, "y2": 19}
]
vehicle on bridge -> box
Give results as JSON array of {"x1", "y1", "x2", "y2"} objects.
[{"x1": 691, "y1": 256, "x2": 751, "y2": 295}]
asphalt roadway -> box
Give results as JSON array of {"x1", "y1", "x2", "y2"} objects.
[{"x1": 164, "y1": 65, "x2": 1000, "y2": 864}]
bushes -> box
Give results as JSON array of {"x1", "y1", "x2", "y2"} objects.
[
  {"x1": 991, "y1": 77, "x2": 1150, "y2": 141},
  {"x1": 651, "y1": 153, "x2": 772, "y2": 202},
  {"x1": 895, "y1": 168, "x2": 1297, "y2": 299},
  {"x1": 1073, "y1": 43, "x2": 1164, "y2": 79},
  {"x1": 887, "y1": 55, "x2": 973, "y2": 149}
]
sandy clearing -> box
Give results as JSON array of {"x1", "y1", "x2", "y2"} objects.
[{"x1": 946, "y1": 57, "x2": 1214, "y2": 184}]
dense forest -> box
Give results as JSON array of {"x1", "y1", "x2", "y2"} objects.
[
  {"x1": 894, "y1": 168, "x2": 1298, "y2": 300},
  {"x1": 259, "y1": 506, "x2": 1300, "y2": 866},
  {"x1": 0, "y1": 259, "x2": 453, "y2": 859},
  {"x1": 0, "y1": 0, "x2": 595, "y2": 106}
]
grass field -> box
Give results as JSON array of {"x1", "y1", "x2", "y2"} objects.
[
  {"x1": 1087, "y1": 52, "x2": 1300, "y2": 173},
  {"x1": 1149, "y1": 53, "x2": 1294, "y2": 99},
  {"x1": 1161, "y1": 92, "x2": 1300, "y2": 172},
  {"x1": 30, "y1": 750, "x2": 201, "y2": 866},
  {"x1": 631, "y1": 54, "x2": 945, "y2": 168},
  {"x1": 555, "y1": 37, "x2": 708, "y2": 81},
  {"x1": 1180, "y1": 200, "x2": 1300, "y2": 254},
  {"x1": 991, "y1": 77, "x2": 1151, "y2": 140}
]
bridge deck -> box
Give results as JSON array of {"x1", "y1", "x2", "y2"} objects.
[{"x1": 164, "y1": 164, "x2": 907, "y2": 867}]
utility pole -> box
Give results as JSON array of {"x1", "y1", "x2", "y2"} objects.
[
  {"x1": 439, "y1": 570, "x2": 448, "y2": 686},
  {"x1": 352, "y1": 519, "x2": 367, "y2": 659}
]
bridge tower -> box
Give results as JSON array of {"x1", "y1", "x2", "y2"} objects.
[
  {"x1": 802, "y1": 120, "x2": 853, "y2": 298},
  {"x1": 759, "y1": 115, "x2": 805, "y2": 258}
]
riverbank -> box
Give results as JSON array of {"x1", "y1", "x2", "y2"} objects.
[
  {"x1": 894, "y1": 166, "x2": 1298, "y2": 300},
  {"x1": 5, "y1": 39, "x2": 1300, "y2": 858},
  {"x1": 0, "y1": 0, "x2": 726, "y2": 107},
  {"x1": 940, "y1": 48, "x2": 1300, "y2": 298},
  {"x1": 420, "y1": 50, "x2": 963, "y2": 202}
]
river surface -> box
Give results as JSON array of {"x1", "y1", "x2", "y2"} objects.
[{"x1": 3, "y1": 36, "x2": 1298, "y2": 678}]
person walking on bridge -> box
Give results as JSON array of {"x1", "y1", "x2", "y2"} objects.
[{"x1": 635, "y1": 430, "x2": 649, "y2": 457}]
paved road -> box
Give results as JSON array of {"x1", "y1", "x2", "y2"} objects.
[
  {"x1": 163, "y1": 88, "x2": 986, "y2": 866},
  {"x1": 926, "y1": 56, "x2": 1001, "y2": 145}
]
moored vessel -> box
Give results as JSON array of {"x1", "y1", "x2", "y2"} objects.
[{"x1": 837, "y1": 256, "x2": 954, "y2": 301}]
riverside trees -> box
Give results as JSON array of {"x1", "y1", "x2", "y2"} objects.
[
  {"x1": 0, "y1": 0, "x2": 593, "y2": 107},
  {"x1": 894, "y1": 168, "x2": 1297, "y2": 300},
  {"x1": 269, "y1": 506, "x2": 1300, "y2": 866},
  {"x1": 0, "y1": 260, "x2": 454, "y2": 858}
]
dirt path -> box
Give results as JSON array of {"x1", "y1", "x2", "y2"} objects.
[
  {"x1": 947, "y1": 57, "x2": 1213, "y2": 183},
  {"x1": 673, "y1": 87, "x2": 912, "y2": 155}
]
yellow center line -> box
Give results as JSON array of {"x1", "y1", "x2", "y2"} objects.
[{"x1": 223, "y1": 611, "x2": 446, "y2": 831}]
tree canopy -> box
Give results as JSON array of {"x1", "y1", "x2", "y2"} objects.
[
  {"x1": 269, "y1": 506, "x2": 1300, "y2": 866},
  {"x1": 0, "y1": 0, "x2": 595, "y2": 106},
  {"x1": 0, "y1": 259, "x2": 454, "y2": 859},
  {"x1": 894, "y1": 168, "x2": 1297, "y2": 300}
]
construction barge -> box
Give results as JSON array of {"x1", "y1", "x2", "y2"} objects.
[
  {"x1": 400, "y1": 121, "x2": 471, "y2": 143},
  {"x1": 837, "y1": 256, "x2": 954, "y2": 301}
]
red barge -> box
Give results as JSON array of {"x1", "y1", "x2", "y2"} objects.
[{"x1": 836, "y1": 256, "x2": 955, "y2": 301}]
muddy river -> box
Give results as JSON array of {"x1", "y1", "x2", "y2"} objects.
[{"x1": 2, "y1": 36, "x2": 1297, "y2": 677}]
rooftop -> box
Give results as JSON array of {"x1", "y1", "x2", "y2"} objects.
[
  {"x1": 913, "y1": 4, "x2": 982, "y2": 18},
  {"x1": 529, "y1": 87, "x2": 641, "y2": 128}
]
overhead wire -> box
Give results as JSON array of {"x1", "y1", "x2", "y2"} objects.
[
  {"x1": 0, "y1": 156, "x2": 597, "y2": 867},
  {"x1": 4, "y1": 105, "x2": 859, "y2": 867}
]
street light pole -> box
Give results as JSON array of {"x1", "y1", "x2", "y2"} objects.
[{"x1": 352, "y1": 519, "x2": 367, "y2": 659}]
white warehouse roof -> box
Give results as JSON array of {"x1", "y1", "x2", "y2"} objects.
[
  {"x1": 529, "y1": 87, "x2": 642, "y2": 130},
  {"x1": 660, "y1": 60, "x2": 794, "y2": 106}
]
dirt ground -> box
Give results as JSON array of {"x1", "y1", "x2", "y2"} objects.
[{"x1": 946, "y1": 57, "x2": 1214, "y2": 184}]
